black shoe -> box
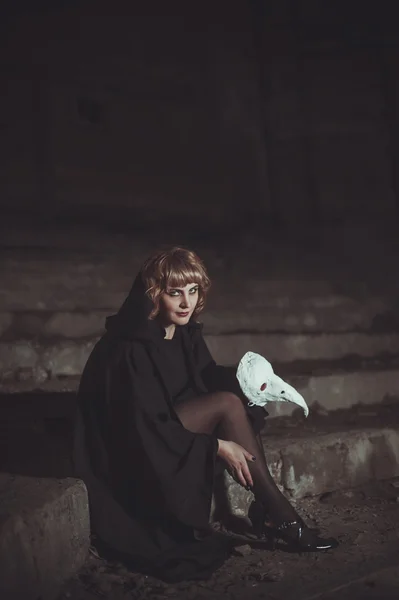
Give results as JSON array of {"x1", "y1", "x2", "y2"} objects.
[
  {"x1": 265, "y1": 520, "x2": 339, "y2": 552},
  {"x1": 248, "y1": 501, "x2": 321, "y2": 539}
]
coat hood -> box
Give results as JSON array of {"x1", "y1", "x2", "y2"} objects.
[{"x1": 105, "y1": 273, "x2": 162, "y2": 341}]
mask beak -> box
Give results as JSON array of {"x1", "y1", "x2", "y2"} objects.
[{"x1": 268, "y1": 374, "x2": 309, "y2": 417}]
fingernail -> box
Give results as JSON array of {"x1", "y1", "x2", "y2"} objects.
[{"x1": 252, "y1": 456, "x2": 256, "y2": 461}]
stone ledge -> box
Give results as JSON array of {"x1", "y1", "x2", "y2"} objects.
[
  {"x1": 1, "y1": 360, "x2": 399, "y2": 418},
  {"x1": 206, "y1": 332, "x2": 399, "y2": 364},
  {"x1": 0, "y1": 378, "x2": 81, "y2": 395},
  {"x1": 220, "y1": 427, "x2": 399, "y2": 518},
  {"x1": 280, "y1": 428, "x2": 399, "y2": 498},
  {"x1": 203, "y1": 302, "x2": 399, "y2": 335},
  {"x1": 0, "y1": 475, "x2": 90, "y2": 600},
  {"x1": 1, "y1": 335, "x2": 399, "y2": 386},
  {"x1": 0, "y1": 339, "x2": 97, "y2": 382},
  {"x1": 2, "y1": 302, "x2": 399, "y2": 338}
]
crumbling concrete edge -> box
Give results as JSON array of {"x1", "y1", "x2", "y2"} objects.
[
  {"x1": 278, "y1": 427, "x2": 399, "y2": 499},
  {"x1": 219, "y1": 426, "x2": 399, "y2": 519}
]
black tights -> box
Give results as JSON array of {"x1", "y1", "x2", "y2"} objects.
[{"x1": 175, "y1": 391, "x2": 297, "y2": 524}]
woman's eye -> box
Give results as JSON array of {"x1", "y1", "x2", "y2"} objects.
[
  {"x1": 190, "y1": 288, "x2": 198, "y2": 294},
  {"x1": 168, "y1": 290, "x2": 179, "y2": 296}
]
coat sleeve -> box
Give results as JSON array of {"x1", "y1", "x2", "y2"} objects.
[{"x1": 114, "y1": 342, "x2": 218, "y2": 529}]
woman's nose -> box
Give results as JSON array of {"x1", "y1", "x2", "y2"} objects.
[{"x1": 180, "y1": 295, "x2": 189, "y2": 308}]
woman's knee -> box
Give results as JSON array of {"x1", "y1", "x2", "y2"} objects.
[{"x1": 213, "y1": 391, "x2": 245, "y2": 415}]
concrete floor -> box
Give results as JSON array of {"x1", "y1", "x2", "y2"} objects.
[{"x1": 58, "y1": 477, "x2": 399, "y2": 600}]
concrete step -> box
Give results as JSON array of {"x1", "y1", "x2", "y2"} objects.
[
  {"x1": 1, "y1": 404, "x2": 399, "y2": 598},
  {"x1": 0, "y1": 296, "x2": 399, "y2": 339},
  {"x1": 203, "y1": 296, "x2": 399, "y2": 335},
  {"x1": 1, "y1": 252, "x2": 399, "y2": 332},
  {"x1": 206, "y1": 331, "x2": 399, "y2": 363},
  {"x1": 217, "y1": 408, "x2": 399, "y2": 519},
  {"x1": 1, "y1": 340, "x2": 399, "y2": 416},
  {"x1": 2, "y1": 332, "x2": 399, "y2": 382},
  {"x1": 272, "y1": 360, "x2": 399, "y2": 416},
  {"x1": 0, "y1": 474, "x2": 90, "y2": 600}
]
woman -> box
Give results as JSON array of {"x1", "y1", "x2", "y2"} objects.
[{"x1": 73, "y1": 247, "x2": 337, "y2": 582}]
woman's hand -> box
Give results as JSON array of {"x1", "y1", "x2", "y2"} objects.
[{"x1": 217, "y1": 439, "x2": 256, "y2": 489}]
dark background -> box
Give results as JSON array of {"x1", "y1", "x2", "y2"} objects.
[
  {"x1": 1, "y1": 0, "x2": 399, "y2": 374},
  {"x1": 1, "y1": 0, "x2": 399, "y2": 233}
]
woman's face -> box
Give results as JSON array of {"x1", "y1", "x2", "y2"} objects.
[{"x1": 159, "y1": 282, "x2": 199, "y2": 327}]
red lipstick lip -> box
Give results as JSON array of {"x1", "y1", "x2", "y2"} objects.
[{"x1": 176, "y1": 312, "x2": 189, "y2": 317}]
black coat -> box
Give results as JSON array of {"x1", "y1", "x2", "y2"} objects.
[{"x1": 73, "y1": 275, "x2": 265, "y2": 581}]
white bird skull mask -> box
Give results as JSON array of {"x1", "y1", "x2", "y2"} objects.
[{"x1": 236, "y1": 351, "x2": 309, "y2": 417}]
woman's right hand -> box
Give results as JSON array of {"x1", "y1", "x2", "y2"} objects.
[{"x1": 217, "y1": 439, "x2": 256, "y2": 489}]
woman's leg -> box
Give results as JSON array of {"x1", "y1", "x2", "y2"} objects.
[{"x1": 175, "y1": 391, "x2": 297, "y2": 524}]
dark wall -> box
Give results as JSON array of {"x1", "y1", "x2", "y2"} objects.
[
  {"x1": 1, "y1": 0, "x2": 398, "y2": 230},
  {"x1": 0, "y1": 0, "x2": 269, "y2": 230},
  {"x1": 256, "y1": 0, "x2": 399, "y2": 223}
]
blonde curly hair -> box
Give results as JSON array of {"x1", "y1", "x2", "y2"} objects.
[{"x1": 140, "y1": 246, "x2": 211, "y2": 320}]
